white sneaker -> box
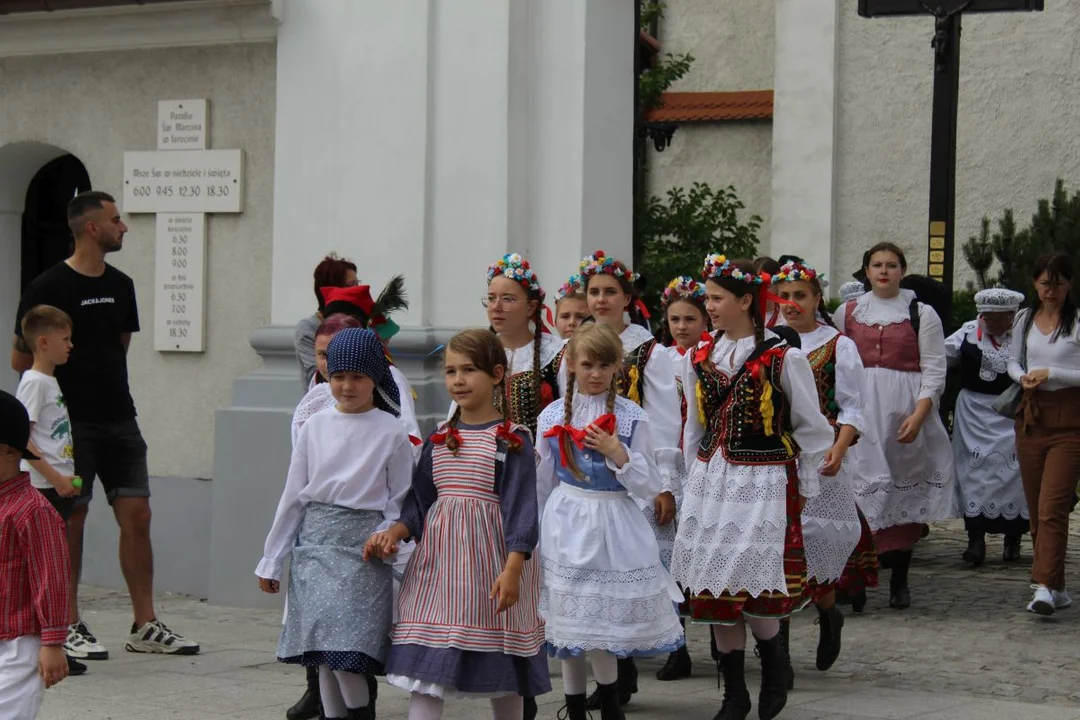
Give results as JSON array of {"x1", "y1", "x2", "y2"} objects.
[
  {"x1": 64, "y1": 621, "x2": 109, "y2": 660},
  {"x1": 1053, "y1": 589, "x2": 1072, "y2": 609},
  {"x1": 1027, "y1": 585, "x2": 1055, "y2": 615},
  {"x1": 125, "y1": 619, "x2": 200, "y2": 655}
]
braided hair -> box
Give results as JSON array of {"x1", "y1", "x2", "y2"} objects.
[{"x1": 560, "y1": 323, "x2": 623, "y2": 480}]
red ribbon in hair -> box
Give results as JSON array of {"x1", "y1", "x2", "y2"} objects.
[
  {"x1": 634, "y1": 298, "x2": 652, "y2": 320},
  {"x1": 431, "y1": 425, "x2": 463, "y2": 448},
  {"x1": 495, "y1": 421, "x2": 524, "y2": 451},
  {"x1": 754, "y1": 273, "x2": 798, "y2": 326},
  {"x1": 543, "y1": 305, "x2": 555, "y2": 331},
  {"x1": 408, "y1": 435, "x2": 423, "y2": 447},
  {"x1": 543, "y1": 413, "x2": 617, "y2": 467},
  {"x1": 693, "y1": 332, "x2": 717, "y2": 365},
  {"x1": 745, "y1": 346, "x2": 785, "y2": 379}
]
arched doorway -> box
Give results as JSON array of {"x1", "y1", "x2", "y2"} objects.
[
  {"x1": 22, "y1": 154, "x2": 91, "y2": 289},
  {"x1": 0, "y1": 142, "x2": 90, "y2": 393}
]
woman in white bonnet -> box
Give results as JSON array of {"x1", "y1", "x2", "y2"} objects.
[{"x1": 945, "y1": 288, "x2": 1028, "y2": 566}]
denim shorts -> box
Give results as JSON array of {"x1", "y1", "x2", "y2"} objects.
[{"x1": 71, "y1": 418, "x2": 151, "y2": 506}]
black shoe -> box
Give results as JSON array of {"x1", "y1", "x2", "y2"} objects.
[
  {"x1": 814, "y1": 605, "x2": 845, "y2": 671},
  {"x1": 617, "y1": 657, "x2": 637, "y2": 705},
  {"x1": 557, "y1": 694, "x2": 588, "y2": 720},
  {"x1": 962, "y1": 532, "x2": 986, "y2": 567},
  {"x1": 287, "y1": 666, "x2": 322, "y2": 720},
  {"x1": 851, "y1": 589, "x2": 867, "y2": 614},
  {"x1": 67, "y1": 655, "x2": 87, "y2": 676},
  {"x1": 523, "y1": 695, "x2": 538, "y2": 720},
  {"x1": 656, "y1": 645, "x2": 692, "y2": 681},
  {"x1": 888, "y1": 550, "x2": 913, "y2": 610},
  {"x1": 346, "y1": 708, "x2": 374, "y2": 720},
  {"x1": 596, "y1": 681, "x2": 625, "y2": 720},
  {"x1": 755, "y1": 633, "x2": 789, "y2": 720},
  {"x1": 1003, "y1": 535, "x2": 1022, "y2": 562},
  {"x1": 712, "y1": 650, "x2": 751, "y2": 720},
  {"x1": 777, "y1": 620, "x2": 794, "y2": 691}
]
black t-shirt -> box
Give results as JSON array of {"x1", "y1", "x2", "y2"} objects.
[{"x1": 15, "y1": 262, "x2": 140, "y2": 423}]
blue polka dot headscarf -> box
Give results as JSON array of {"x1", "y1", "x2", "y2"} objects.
[{"x1": 326, "y1": 328, "x2": 401, "y2": 416}]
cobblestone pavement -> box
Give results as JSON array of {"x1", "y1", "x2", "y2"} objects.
[{"x1": 38, "y1": 519, "x2": 1080, "y2": 719}]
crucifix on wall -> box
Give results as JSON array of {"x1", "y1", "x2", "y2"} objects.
[{"x1": 858, "y1": 0, "x2": 1044, "y2": 314}]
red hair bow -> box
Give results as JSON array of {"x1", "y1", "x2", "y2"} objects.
[
  {"x1": 431, "y1": 425, "x2": 463, "y2": 448},
  {"x1": 746, "y1": 346, "x2": 785, "y2": 380},
  {"x1": 495, "y1": 421, "x2": 524, "y2": 451},
  {"x1": 542, "y1": 413, "x2": 617, "y2": 467}
]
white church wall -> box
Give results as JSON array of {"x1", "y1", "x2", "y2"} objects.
[
  {"x1": 835, "y1": 2, "x2": 1080, "y2": 289},
  {"x1": 0, "y1": 43, "x2": 276, "y2": 481}
]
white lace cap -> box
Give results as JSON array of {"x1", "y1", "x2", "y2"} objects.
[
  {"x1": 975, "y1": 288, "x2": 1024, "y2": 315},
  {"x1": 839, "y1": 281, "x2": 865, "y2": 303}
]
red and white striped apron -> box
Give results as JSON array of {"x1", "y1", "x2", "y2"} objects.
[{"x1": 393, "y1": 425, "x2": 544, "y2": 657}]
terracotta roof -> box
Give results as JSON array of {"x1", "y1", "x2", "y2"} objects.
[{"x1": 645, "y1": 91, "x2": 774, "y2": 123}]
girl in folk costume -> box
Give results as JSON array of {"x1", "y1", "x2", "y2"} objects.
[
  {"x1": 673, "y1": 255, "x2": 835, "y2": 720},
  {"x1": 772, "y1": 261, "x2": 879, "y2": 674},
  {"x1": 480, "y1": 254, "x2": 564, "y2": 437},
  {"x1": 655, "y1": 276, "x2": 712, "y2": 683},
  {"x1": 834, "y1": 242, "x2": 955, "y2": 610},
  {"x1": 365, "y1": 329, "x2": 549, "y2": 720},
  {"x1": 576, "y1": 249, "x2": 681, "y2": 709},
  {"x1": 946, "y1": 288, "x2": 1028, "y2": 566},
  {"x1": 554, "y1": 274, "x2": 590, "y2": 339},
  {"x1": 315, "y1": 282, "x2": 422, "y2": 448},
  {"x1": 257, "y1": 329, "x2": 415, "y2": 720},
  {"x1": 536, "y1": 322, "x2": 684, "y2": 720}
]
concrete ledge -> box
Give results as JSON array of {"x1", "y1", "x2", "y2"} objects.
[{"x1": 80, "y1": 475, "x2": 213, "y2": 600}]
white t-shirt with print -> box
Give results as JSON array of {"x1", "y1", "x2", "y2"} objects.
[{"x1": 16, "y1": 369, "x2": 75, "y2": 490}]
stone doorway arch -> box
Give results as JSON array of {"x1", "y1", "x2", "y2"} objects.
[{"x1": 0, "y1": 142, "x2": 91, "y2": 392}]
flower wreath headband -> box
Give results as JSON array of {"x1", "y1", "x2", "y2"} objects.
[
  {"x1": 487, "y1": 253, "x2": 546, "y2": 301},
  {"x1": 661, "y1": 275, "x2": 707, "y2": 311},
  {"x1": 579, "y1": 250, "x2": 651, "y2": 320},
  {"x1": 555, "y1": 274, "x2": 584, "y2": 303},
  {"x1": 770, "y1": 260, "x2": 820, "y2": 286}
]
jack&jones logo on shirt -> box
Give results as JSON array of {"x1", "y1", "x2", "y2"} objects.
[{"x1": 81, "y1": 297, "x2": 117, "y2": 306}]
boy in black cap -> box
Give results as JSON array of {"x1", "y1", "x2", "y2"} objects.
[{"x1": 0, "y1": 390, "x2": 71, "y2": 716}]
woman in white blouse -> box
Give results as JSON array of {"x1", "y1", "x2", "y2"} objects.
[
  {"x1": 1007, "y1": 253, "x2": 1080, "y2": 616},
  {"x1": 835, "y1": 242, "x2": 955, "y2": 610}
]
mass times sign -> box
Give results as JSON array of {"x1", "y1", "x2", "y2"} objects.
[
  {"x1": 122, "y1": 149, "x2": 243, "y2": 214},
  {"x1": 122, "y1": 99, "x2": 244, "y2": 353}
]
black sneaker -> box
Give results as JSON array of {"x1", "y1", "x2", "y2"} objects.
[{"x1": 67, "y1": 655, "x2": 88, "y2": 676}]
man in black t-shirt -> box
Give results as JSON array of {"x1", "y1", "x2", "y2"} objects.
[{"x1": 12, "y1": 191, "x2": 199, "y2": 660}]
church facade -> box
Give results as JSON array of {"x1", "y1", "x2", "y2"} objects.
[{"x1": 0, "y1": 0, "x2": 1074, "y2": 607}]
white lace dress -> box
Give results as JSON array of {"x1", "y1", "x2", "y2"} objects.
[
  {"x1": 672, "y1": 332, "x2": 835, "y2": 600},
  {"x1": 835, "y1": 291, "x2": 956, "y2": 536},
  {"x1": 536, "y1": 392, "x2": 684, "y2": 657},
  {"x1": 798, "y1": 326, "x2": 867, "y2": 584}
]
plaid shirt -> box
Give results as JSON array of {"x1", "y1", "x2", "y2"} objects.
[{"x1": 0, "y1": 473, "x2": 70, "y2": 645}]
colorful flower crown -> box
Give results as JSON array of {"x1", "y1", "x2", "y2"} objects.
[
  {"x1": 579, "y1": 250, "x2": 638, "y2": 283},
  {"x1": 487, "y1": 253, "x2": 545, "y2": 300},
  {"x1": 771, "y1": 260, "x2": 819, "y2": 284},
  {"x1": 702, "y1": 254, "x2": 762, "y2": 285},
  {"x1": 555, "y1": 274, "x2": 584, "y2": 302},
  {"x1": 661, "y1": 276, "x2": 706, "y2": 310}
]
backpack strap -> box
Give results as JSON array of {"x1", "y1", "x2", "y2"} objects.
[{"x1": 909, "y1": 298, "x2": 921, "y2": 335}]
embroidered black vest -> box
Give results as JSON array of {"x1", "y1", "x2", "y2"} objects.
[
  {"x1": 692, "y1": 339, "x2": 798, "y2": 465},
  {"x1": 959, "y1": 336, "x2": 1013, "y2": 396},
  {"x1": 617, "y1": 339, "x2": 655, "y2": 405},
  {"x1": 506, "y1": 346, "x2": 565, "y2": 436},
  {"x1": 806, "y1": 336, "x2": 841, "y2": 427}
]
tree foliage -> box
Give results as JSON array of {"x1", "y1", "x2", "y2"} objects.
[
  {"x1": 962, "y1": 179, "x2": 1080, "y2": 302},
  {"x1": 637, "y1": 183, "x2": 762, "y2": 318}
]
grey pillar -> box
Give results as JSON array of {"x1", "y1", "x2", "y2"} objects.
[{"x1": 208, "y1": 324, "x2": 451, "y2": 608}]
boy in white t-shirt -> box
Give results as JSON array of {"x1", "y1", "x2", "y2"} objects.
[{"x1": 15, "y1": 304, "x2": 86, "y2": 678}]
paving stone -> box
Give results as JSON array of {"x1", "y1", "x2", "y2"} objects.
[{"x1": 37, "y1": 518, "x2": 1080, "y2": 718}]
